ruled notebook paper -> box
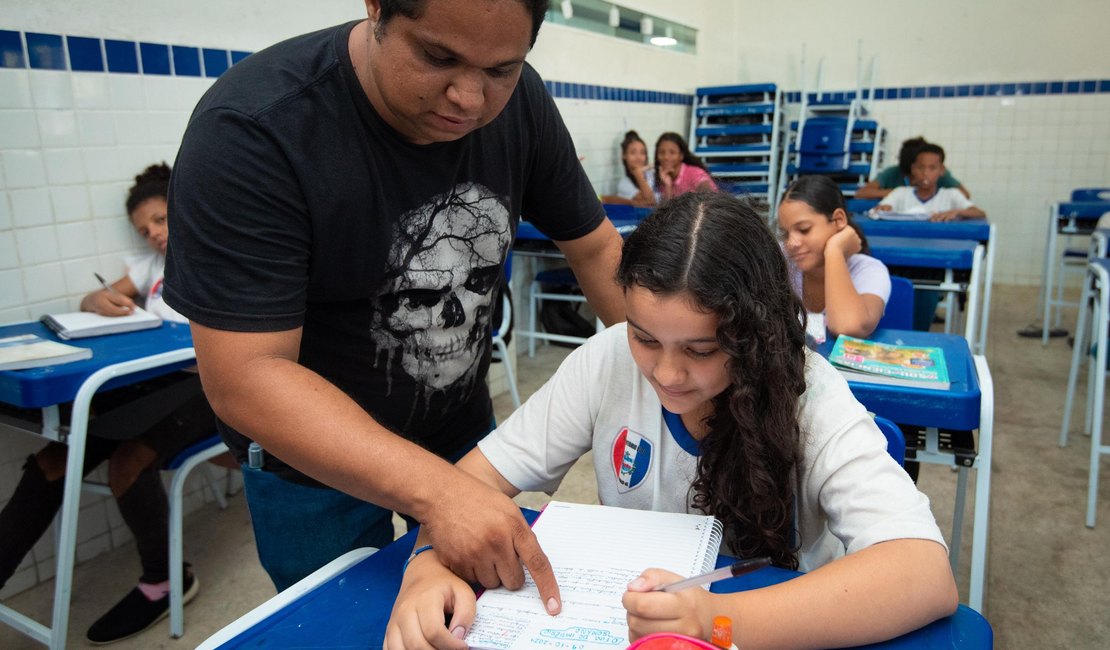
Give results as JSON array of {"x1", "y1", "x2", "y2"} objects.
[{"x1": 466, "y1": 501, "x2": 723, "y2": 650}]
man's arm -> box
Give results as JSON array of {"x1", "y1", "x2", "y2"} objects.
[
  {"x1": 553, "y1": 219, "x2": 626, "y2": 326},
  {"x1": 189, "y1": 322, "x2": 560, "y2": 604}
]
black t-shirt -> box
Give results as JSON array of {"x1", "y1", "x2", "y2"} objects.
[{"x1": 164, "y1": 21, "x2": 604, "y2": 485}]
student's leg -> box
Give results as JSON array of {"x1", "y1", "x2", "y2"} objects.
[
  {"x1": 0, "y1": 439, "x2": 115, "y2": 589},
  {"x1": 241, "y1": 469, "x2": 396, "y2": 592}
]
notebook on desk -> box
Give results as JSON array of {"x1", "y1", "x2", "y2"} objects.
[
  {"x1": 465, "y1": 501, "x2": 723, "y2": 650},
  {"x1": 42, "y1": 308, "x2": 162, "y2": 340},
  {"x1": 0, "y1": 333, "x2": 91, "y2": 371}
]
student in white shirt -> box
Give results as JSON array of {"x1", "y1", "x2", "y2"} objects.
[
  {"x1": 877, "y1": 144, "x2": 986, "y2": 222},
  {"x1": 0, "y1": 163, "x2": 215, "y2": 644},
  {"x1": 384, "y1": 192, "x2": 956, "y2": 650},
  {"x1": 779, "y1": 175, "x2": 891, "y2": 339},
  {"x1": 602, "y1": 130, "x2": 658, "y2": 206}
]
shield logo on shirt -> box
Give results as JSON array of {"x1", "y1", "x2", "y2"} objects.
[{"x1": 611, "y1": 427, "x2": 652, "y2": 492}]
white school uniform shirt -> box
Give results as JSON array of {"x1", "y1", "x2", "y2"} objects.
[
  {"x1": 882, "y1": 186, "x2": 974, "y2": 215},
  {"x1": 479, "y1": 323, "x2": 946, "y2": 571},
  {"x1": 125, "y1": 252, "x2": 187, "y2": 323},
  {"x1": 615, "y1": 169, "x2": 658, "y2": 200}
]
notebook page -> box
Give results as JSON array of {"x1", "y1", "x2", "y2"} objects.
[{"x1": 466, "y1": 501, "x2": 722, "y2": 650}]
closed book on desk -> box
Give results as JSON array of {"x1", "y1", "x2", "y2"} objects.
[
  {"x1": 0, "y1": 333, "x2": 92, "y2": 370},
  {"x1": 829, "y1": 335, "x2": 950, "y2": 390},
  {"x1": 42, "y1": 307, "x2": 161, "y2": 340},
  {"x1": 466, "y1": 501, "x2": 723, "y2": 650}
]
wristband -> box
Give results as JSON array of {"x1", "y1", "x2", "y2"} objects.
[{"x1": 403, "y1": 544, "x2": 434, "y2": 573}]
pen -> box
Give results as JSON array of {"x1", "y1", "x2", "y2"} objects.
[
  {"x1": 656, "y1": 557, "x2": 771, "y2": 593},
  {"x1": 94, "y1": 272, "x2": 119, "y2": 295}
]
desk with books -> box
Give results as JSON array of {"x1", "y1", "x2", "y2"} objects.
[
  {"x1": 0, "y1": 321, "x2": 196, "y2": 650},
  {"x1": 197, "y1": 509, "x2": 993, "y2": 650},
  {"x1": 819, "y1": 329, "x2": 993, "y2": 612},
  {"x1": 857, "y1": 219, "x2": 996, "y2": 354}
]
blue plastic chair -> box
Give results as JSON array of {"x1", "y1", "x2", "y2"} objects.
[
  {"x1": 873, "y1": 415, "x2": 906, "y2": 466},
  {"x1": 491, "y1": 254, "x2": 520, "y2": 407},
  {"x1": 876, "y1": 276, "x2": 915, "y2": 330}
]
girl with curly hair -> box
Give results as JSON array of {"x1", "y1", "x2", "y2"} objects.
[{"x1": 385, "y1": 192, "x2": 956, "y2": 649}]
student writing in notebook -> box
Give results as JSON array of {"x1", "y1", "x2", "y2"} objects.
[
  {"x1": 779, "y1": 175, "x2": 890, "y2": 339},
  {"x1": 0, "y1": 163, "x2": 217, "y2": 644},
  {"x1": 384, "y1": 193, "x2": 956, "y2": 649}
]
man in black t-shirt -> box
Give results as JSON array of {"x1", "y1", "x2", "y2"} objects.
[{"x1": 164, "y1": 0, "x2": 624, "y2": 612}]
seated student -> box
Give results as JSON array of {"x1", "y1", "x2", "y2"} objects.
[
  {"x1": 383, "y1": 192, "x2": 957, "y2": 650},
  {"x1": 856, "y1": 136, "x2": 970, "y2": 200},
  {"x1": 779, "y1": 175, "x2": 891, "y2": 339},
  {"x1": 654, "y1": 132, "x2": 718, "y2": 199},
  {"x1": 0, "y1": 163, "x2": 216, "y2": 645},
  {"x1": 601, "y1": 130, "x2": 659, "y2": 206},
  {"x1": 877, "y1": 143, "x2": 985, "y2": 222}
]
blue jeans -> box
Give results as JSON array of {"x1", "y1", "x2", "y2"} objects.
[{"x1": 241, "y1": 421, "x2": 493, "y2": 592}]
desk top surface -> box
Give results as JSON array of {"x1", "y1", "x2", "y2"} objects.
[
  {"x1": 212, "y1": 511, "x2": 991, "y2": 649},
  {"x1": 0, "y1": 321, "x2": 194, "y2": 408},
  {"x1": 818, "y1": 329, "x2": 982, "y2": 431},
  {"x1": 868, "y1": 235, "x2": 978, "y2": 270},
  {"x1": 857, "y1": 218, "x2": 991, "y2": 243}
]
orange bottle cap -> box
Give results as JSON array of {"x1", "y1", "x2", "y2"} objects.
[{"x1": 710, "y1": 615, "x2": 732, "y2": 648}]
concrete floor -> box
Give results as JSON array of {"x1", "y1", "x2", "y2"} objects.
[{"x1": 1, "y1": 283, "x2": 1108, "y2": 648}]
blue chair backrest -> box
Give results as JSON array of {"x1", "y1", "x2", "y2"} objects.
[
  {"x1": 873, "y1": 416, "x2": 906, "y2": 466},
  {"x1": 876, "y1": 276, "x2": 914, "y2": 330},
  {"x1": 799, "y1": 117, "x2": 849, "y2": 153},
  {"x1": 1071, "y1": 188, "x2": 1110, "y2": 203}
]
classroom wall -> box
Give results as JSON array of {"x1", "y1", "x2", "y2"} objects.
[
  {"x1": 0, "y1": 0, "x2": 713, "y2": 597},
  {"x1": 732, "y1": 0, "x2": 1110, "y2": 286}
]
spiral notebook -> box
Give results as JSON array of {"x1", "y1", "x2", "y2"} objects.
[
  {"x1": 466, "y1": 501, "x2": 723, "y2": 650},
  {"x1": 41, "y1": 307, "x2": 162, "y2": 340}
]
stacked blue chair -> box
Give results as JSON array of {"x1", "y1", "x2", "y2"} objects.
[{"x1": 688, "y1": 84, "x2": 783, "y2": 206}]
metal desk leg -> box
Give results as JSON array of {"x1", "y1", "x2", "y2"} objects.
[
  {"x1": 1088, "y1": 265, "x2": 1109, "y2": 527},
  {"x1": 976, "y1": 226, "x2": 997, "y2": 355},
  {"x1": 943, "y1": 270, "x2": 956, "y2": 335},
  {"x1": 962, "y1": 245, "x2": 984, "y2": 354},
  {"x1": 1061, "y1": 264, "x2": 1094, "y2": 447},
  {"x1": 1043, "y1": 207, "x2": 1059, "y2": 345},
  {"x1": 968, "y1": 355, "x2": 994, "y2": 613}
]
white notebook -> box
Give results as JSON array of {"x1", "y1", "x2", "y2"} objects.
[
  {"x1": 41, "y1": 307, "x2": 162, "y2": 340},
  {"x1": 0, "y1": 333, "x2": 92, "y2": 371},
  {"x1": 465, "y1": 501, "x2": 723, "y2": 650}
]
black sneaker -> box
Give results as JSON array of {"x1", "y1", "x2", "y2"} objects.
[{"x1": 86, "y1": 570, "x2": 199, "y2": 644}]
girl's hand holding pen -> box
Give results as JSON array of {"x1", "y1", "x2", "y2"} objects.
[{"x1": 623, "y1": 568, "x2": 715, "y2": 642}]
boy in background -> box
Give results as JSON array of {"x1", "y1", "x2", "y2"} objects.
[{"x1": 877, "y1": 144, "x2": 985, "y2": 222}]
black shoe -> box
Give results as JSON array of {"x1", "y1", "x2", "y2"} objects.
[{"x1": 86, "y1": 570, "x2": 199, "y2": 644}]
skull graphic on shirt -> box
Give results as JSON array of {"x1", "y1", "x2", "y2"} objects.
[{"x1": 371, "y1": 183, "x2": 511, "y2": 395}]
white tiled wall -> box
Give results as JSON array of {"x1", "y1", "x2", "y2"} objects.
[{"x1": 0, "y1": 63, "x2": 230, "y2": 599}]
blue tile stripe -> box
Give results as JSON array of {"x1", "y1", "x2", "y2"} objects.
[
  {"x1": 784, "y1": 80, "x2": 1110, "y2": 104},
  {"x1": 4, "y1": 29, "x2": 1106, "y2": 106},
  {"x1": 544, "y1": 79, "x2": 692, "y2": 105},
  {"x1": 0, "y1": 28, "x2": 250, "y2": 78}
]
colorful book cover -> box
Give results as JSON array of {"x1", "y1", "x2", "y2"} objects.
[{"x1": 828, "y1": 335, "x2": 950, "y2": 389}]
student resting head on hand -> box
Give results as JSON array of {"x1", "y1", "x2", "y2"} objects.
[
  {"x1": 601, "y1": 130, "x2": 658, "y2": 206},
  {"x1": 779, "y1": 175, "x2": 891, "y2": 338},
  {"x1": 654, "y1": 132, "x2": 718, "y2": 199}
]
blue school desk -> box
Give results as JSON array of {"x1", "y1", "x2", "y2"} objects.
[
  {"x1": 818, "y1": 329, "x2": 994, "y2": 613},
  {"x1": 0, "y1": 321, "x2": 196, "y2": 650},
  {"x1": 196, "y1": 511, "x2": 993, "y2": 650},
  {"x1": 857, "y1": 219, "x2": 996, "y2": 355},
  {"x1": 866, "y1": 235, "x2": 986, "y2": 354},
  {"x1": 514, "y1": 205, "x2": 649, "y2": 350},
  {"x1": 1041, "y1": 199, "x2": 1110, "y2": 344}
]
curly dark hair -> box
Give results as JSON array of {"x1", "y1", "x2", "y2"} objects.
[
  {"x1": 781, "y1": 175, "x2": 871, "y2": 255},
  {"x1": 375, "y1": 0, "x2": 548, "y2": 47},
  {"x1": 620, "y1": 130, "x2": 647, "y2": 186},
  {"x1": 653, "y1": 132, "x2": 710, "y2": 192},
  {"x1": 125, "y1": 162, "x2": 171, "y2": 217},
  {"x1": 617, "y1": 192, "x2": 808, "y2": 569}
]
